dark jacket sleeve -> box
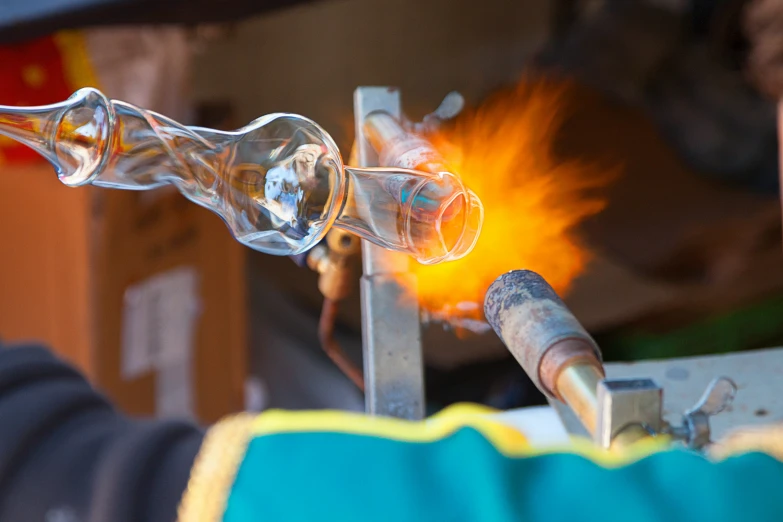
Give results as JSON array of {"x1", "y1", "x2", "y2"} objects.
[{"x1": 0, "y1": 344, "x2": 204, "y2": 522}]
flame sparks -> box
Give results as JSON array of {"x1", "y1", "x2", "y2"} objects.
[{"x1": 411, "y1": 77, "x2": 615, "y2": 316}]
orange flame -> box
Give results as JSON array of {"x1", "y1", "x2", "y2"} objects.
[{"x1": 412, "y1": 77, "x2": 615, "y2": 315}]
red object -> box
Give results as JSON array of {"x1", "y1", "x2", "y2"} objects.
[{"x1": 0, "y1": 36, "x2": 74, "y2": 164}]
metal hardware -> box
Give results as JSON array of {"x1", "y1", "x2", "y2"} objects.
[
  {"x1": 596, "y1": 378, "x2": 663, "y2": 449},
  {"x1": 406, "y1": 91, "x2": 465, "y2": 135},
  {"x1": 354, "y1": 87, "x2": 425, "y2": 420},
  {"x1": 665, "y1": 377, "x2": 738, "y2": 449},
  {"x1": 486, "y1": 269, "x2": 742, "y2": 451}
]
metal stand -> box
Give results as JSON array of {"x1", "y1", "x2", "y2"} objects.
[{"x1": 353, "y1": 87, "x2": 425, "y2": 420}]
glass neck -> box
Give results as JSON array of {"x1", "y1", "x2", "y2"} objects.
[
  {"x1": 0, "y1": 103, "x2": 62, "y2": 165},
  {"x1": 334, "y1": 166, "x2": 483, "y2": 265}
]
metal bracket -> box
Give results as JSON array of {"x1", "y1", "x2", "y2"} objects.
[
  {"x1": 354, "y1": 87, "x2": 425, "y2": 420},
  {"x1": 596, "y1": 378, "x2": 663, "y2": 448}
]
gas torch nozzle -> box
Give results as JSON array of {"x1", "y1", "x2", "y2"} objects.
[{"x1": 485, "y1": 270, "x2": 737, "y2": 451}]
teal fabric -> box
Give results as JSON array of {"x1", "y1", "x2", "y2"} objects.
[{"x1": 224, "y1": 427, "x2": 783, "y2": 522}]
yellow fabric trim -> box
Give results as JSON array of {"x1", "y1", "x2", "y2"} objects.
[
  {"x1": 52, "y1": 31, "x2": 101, "y2": 91},
  {"x1": 251, "y1": 403, "x2": 671, "y2": 468},
  {"x1": 177, "y1": 413, "x2": 256, "y2": 522},
  {"x1": 710, "y1": 424, "x2": 783, "y2": 462}
]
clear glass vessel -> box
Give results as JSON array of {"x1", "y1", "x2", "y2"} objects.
[{"x1": 0, "y1": 88, "x2": 483, "y2": 264}]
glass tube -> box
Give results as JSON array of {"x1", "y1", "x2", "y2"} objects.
[{"x1": 0, "y1": 87, "x2": 483, "y2": 264}]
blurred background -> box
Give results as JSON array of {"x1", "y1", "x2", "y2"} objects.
[{"x1": 0, "y1": 0, "x2": 780, "y2": 423}]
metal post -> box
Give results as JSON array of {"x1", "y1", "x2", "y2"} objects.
[{"x1": 353, "y1": 87, "x2": 425, "y2": 420}]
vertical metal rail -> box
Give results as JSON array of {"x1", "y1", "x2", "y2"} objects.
[{"x1": 353, "y1": 87, "x2": 425, "y2": 420}]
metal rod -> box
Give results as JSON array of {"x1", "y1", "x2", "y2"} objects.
[
  {"x1": 318, "y1": 298, "x2": 364, "y2": 391},
  {"x1": 354, "y1": 87, "x2": 425, "y2": 420},
  {"x1": 556, "y1": 364, "x2": 601, "y2": 437}
]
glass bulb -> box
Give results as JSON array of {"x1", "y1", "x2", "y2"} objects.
[{"x1": 0, "y1": 87, "x2": 483, "y2": 264}]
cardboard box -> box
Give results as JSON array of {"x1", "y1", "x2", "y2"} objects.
[{"x1": 0, "y1": 164, "x2": 247, "y2": 423}]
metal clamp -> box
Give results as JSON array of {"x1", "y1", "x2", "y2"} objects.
[
  {"x1": 665, "y1": 376, "x2": 738, "y2": 449},
  {"x1": 404, "y1": 91, "x2": 465, "y2": 135},
  {"x1": 595, "y1": 376, "x2": 736, "y2": 450},
  {"x1": 596, "y1": 378, "x2": 663, "y2": 449}
]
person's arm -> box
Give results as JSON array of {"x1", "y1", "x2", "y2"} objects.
[
  {"x1": 3, "y1": 344, "x2": 783, "y2": 522},
  {"x1": 0, "y1": 344, "x2": 203, "y2": 522}
]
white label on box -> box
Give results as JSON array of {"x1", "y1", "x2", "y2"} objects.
[
  {"x1": 120, "y1": 267, "x2": 201, "y2": 418},
  {"x1": 157, "y1": 355, "x2": 195, "y2": 420},
  {"x1": 121, "y1": 285, "x2": 155, "y2": 379}
]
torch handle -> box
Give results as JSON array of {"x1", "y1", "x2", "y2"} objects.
[{"x1": 484, "y1": 270, "x2": 606, "y2": 436}]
